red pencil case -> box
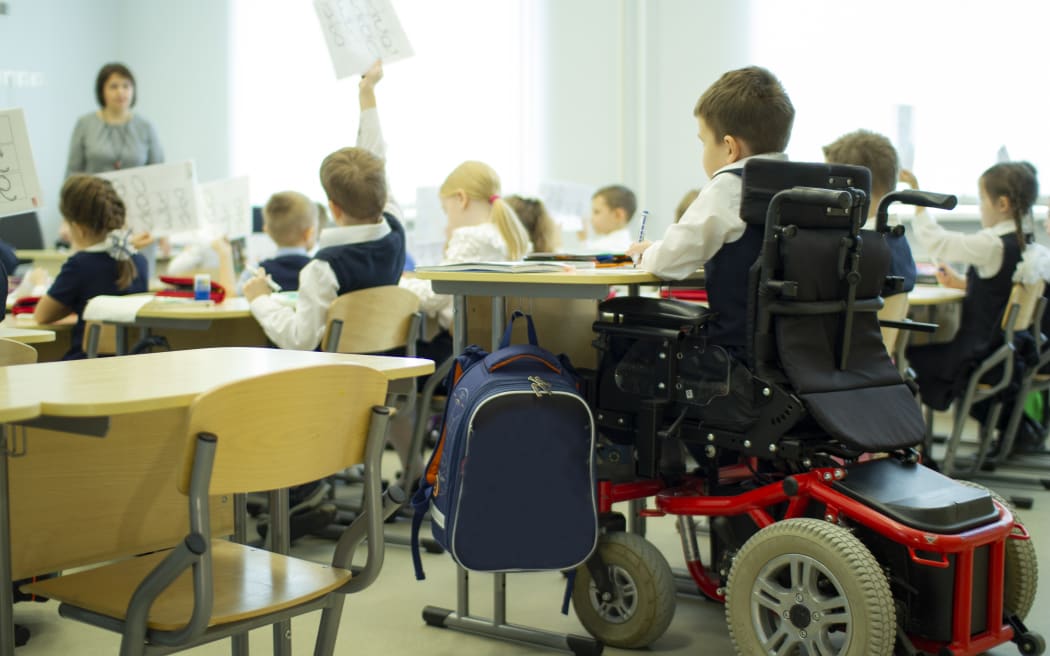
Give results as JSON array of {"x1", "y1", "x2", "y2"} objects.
[
  {"x1": 154, "y1": 276, "x2": 226, "y2": 303},
  {"x1": 11, "y1": 296, "x2": 40, "y2": 315},
  {"x1": 659, "y1": 288, "x2": 708, "y2": 302}
]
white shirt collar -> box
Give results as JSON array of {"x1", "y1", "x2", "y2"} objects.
[
  {"x1": 274, "y1": 246, "x2": 310, "y2": 257},
  {"x1": 988, "y1": 220, "x2": 1020, "y2": 237},
  {"x1": 715, "y1": 152, "x2": 789, "y2": 176},
  {"x1": 317, "y1": 219, "x2": 391, "y2": 249}
]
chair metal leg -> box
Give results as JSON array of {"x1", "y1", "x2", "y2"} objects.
[{"x1": 313, "y1": 596, "x2": 346, "y2": 656}]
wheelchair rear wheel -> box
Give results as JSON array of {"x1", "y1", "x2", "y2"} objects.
[
  {"x1": 572, "y1": 531, "x2": 676, "y2": 648},
  {"x1": 955, "y1": 480, "x2": 1038, "y2": 621},
  {"x1": 725, "y1": 518, "x2": 895, "y2": 656}
]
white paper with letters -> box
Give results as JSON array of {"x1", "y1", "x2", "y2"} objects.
[
  {"x1": 314, "y1": 0, "x2": 413, "y2": 79},
  {"x1": 0, "y1": 108, "x2": 44, "y2": 218}
]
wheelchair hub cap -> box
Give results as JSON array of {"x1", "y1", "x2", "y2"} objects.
[
  {"x1": 587, "y1": 565, "x2": 637, "y2": 624},
  {"x1": 750, "y1": 554, "x2": 852, "y2": 653}
]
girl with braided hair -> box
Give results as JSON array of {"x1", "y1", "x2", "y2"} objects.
[
  {"x1": 905, "y1": 161, "x2": 1039, "y2": 411},
  {"x1": 33, "y1": 174, "x2": 148, "y2": 359}
]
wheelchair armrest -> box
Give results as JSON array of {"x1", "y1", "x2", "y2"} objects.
[{"x1": 598, "y1": 296, "x2": 711, "y2": 328}]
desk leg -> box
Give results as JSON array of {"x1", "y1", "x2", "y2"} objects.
[
  {"x1": 0, "y1": 433, "x2": 15, "y2": 656},
  {"x1": 115, "y1": 325, "x2": 129, "y2": 356},
  {"x1": 491, "y1": 296, "x2": 505, "y2": 350},
  {"x1": 453, "y1": 295, "x2": 467, "y2": 353},
  {"x1": 269, "y1": 489, "x2": 292, "y2": 656}
]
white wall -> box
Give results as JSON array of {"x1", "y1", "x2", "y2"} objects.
[
  {"x1": 0, "y1": 0, "x2": 231, "y2": 241},
  {"x1": 0, "y1": 0, "x2": 120, "y2": 237},
  {"x1": 537, "y1": 0, "x2": 751, "y2": 239}
]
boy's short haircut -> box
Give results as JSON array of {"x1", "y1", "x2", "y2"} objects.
[
  {"x1": 593, "y1": 185, "x2": 638, "y2": 222},
  {"x1": 694, "y1": 66, "x2": 794, "y2": 155},
  {"x1": 823, "y1": 130, "x2": 899, "y2": 198},
  {"x1": 263, "y1": 191, "x2": 319, "y2": 246},
  {"x1": 319, "y1": 147, "x2": 387, "y2": 221}
]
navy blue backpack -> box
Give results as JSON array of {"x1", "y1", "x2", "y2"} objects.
[{"x1": 411, "y1": 312, "x2": 597, "y2": 579}]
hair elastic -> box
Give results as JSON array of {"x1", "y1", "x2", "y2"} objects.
[
  {"x1": 105, "y1": 229, "x2": 137, "y2": 261},
  {"x1": 488, "y1": 194, "x2": 501, "y2": 204}
]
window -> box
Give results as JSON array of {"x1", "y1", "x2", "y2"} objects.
[
  {"x1": 749, "y1": 0, "x2": 1049, "y2": 208},
  {"x1": 230, "y1": 0, "x2": 539, "y2": 260}
]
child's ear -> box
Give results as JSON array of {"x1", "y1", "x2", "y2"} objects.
[
  {"x1": 995, "y1": 195, "x2": 1012, "y2": 215},
  {"x1": 614, "y1": 207, "x2": 628, "y2": 226},
  {"x1": 455, "y1": 190, "x2": 469, "y2": 210},
  {"x1": 328, "y1": 199, "x2": 344, "y2": 221},
  {"x1": 724, "y1": 134, "x2": 751, "y2": 162}
]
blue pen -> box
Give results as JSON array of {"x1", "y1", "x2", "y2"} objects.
[{"x1": 632, "y1": 209, "x2": 649, "y2": 266}]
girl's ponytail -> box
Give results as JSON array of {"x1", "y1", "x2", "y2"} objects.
[{"x1": 489, "y1": 197, "x2": 530, "y2": 260}]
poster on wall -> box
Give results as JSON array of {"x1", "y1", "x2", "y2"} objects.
[
  {"x1": 313, "y1": 0, "x2": 414, "y2": 79},
  {"x1": 0, "y1": 108, "x2": 44, "y2": 219},
  {"x1": 98, "y1": 161, "x2": 202, "y2": 235}
]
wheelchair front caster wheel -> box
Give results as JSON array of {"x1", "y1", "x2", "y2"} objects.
[
  {"x1": 1017, "y1": 631, "x2": 1046, "y2": 655},
  {"x1": 572, "y1": 532, "x2": 675, "y2": 649},
  {"x1": 726, "y1": 518, "x2": 895, "y2": 656}
]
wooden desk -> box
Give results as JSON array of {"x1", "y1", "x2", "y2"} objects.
[
  {"x1": 908, "y1": 284, "x2": 966, "y2": 306},
  {"x1": 13, "y1": 249, "x2": 69, "y2": 276},
  {"x1": 0, "y1": 348, "x2": 433, "y2": 656},
  {"x1": 0, "y1": 327, "x2": 55, "y2": 345},
  {"x1": 2, "y1": 316, "x2": 74, "y2": 362},
  {"x1": 411, "y1": 267, "x2": 698, "y2": 653}
]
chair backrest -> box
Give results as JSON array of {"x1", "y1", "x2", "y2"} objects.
[
  {"x1": 322, "y1": 285, "x2": 421, "y2": 354},
  {"x1": 0, "y1": 337, "x2": 37, "y2": 365},
  {"x1": 0, "y1": 211, "x2": 45, "y2": 250},
  {"x1": 879, "y1": 293, "x2": 910, "y2": 354},
  {"x1": 1003, "y1": 280, "x2": 1046, "y2": 332},
  {"x1": 180, "y1": 363, "x2": 389, "y2": 496}
]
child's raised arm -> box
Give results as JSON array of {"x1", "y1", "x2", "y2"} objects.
[{"x1": 356, "y1": 60, "x2": 385, "y2": 159}]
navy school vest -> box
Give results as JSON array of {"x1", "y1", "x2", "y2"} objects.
[
  {"x1": 957, "y1": 232, "x2": 1028, "y2": 355},
  {"x1": 313, "y1": 213, "x2": 406, "y2": 295},
  {"x1": 258, "y1": 253, "x2": 311, "y2": 292},
  {"x1": 702, "y1": 169, "x2": 760, "y2": 348}
]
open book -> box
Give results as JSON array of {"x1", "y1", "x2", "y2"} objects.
[{"x1": 414, "y1": 260, "x2": 582, "y2": 273}]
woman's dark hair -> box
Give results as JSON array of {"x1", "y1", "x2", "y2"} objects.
[{"x1": 95, "y1": 63, "x2": 137, "y2": 108}]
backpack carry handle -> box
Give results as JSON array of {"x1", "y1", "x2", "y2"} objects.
[{"x1": 499, "y1": 310, "x2": 539, "y2": 348}]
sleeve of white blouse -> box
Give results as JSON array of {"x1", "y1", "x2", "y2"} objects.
[
  {"x1": 443, "y1": 230, "x2": 488, "y2": 263},
  {"x1": 400, "y1": 277, "x2": 453, "y2": 330},
  {"x1": 356, "y1": 108, "x2": 385, "y2": 160},
  {"x1": 910, "y1": 209, "x2": 1004, "y2": 272},
  {"x1": 249, "y1": 260, "x2": 338, "y2": 350}
]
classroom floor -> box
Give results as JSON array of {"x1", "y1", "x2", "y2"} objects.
[{"x1": 12, "y1": 415, "x2": 1050, "y2": 656}]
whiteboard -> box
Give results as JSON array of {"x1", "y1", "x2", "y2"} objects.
[
  {"x1": 98, "y1": 160, "x2": 202, "y2": 235},
  {"x1": 314, "y1": 0, "x2": 414, "y2": 79},
  {"x1": 0, "y1": 108, "x2": 44, "y2": 218},
  {"x1": 200, "y1": 176, "x2": 252, "y2": 238}
]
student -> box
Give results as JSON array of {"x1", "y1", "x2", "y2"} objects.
[
  {"x1": 243, "y1": 60, "x2": 405, "y2": 351},
  {"x1": 579, "y1": 184, "x2": 637, "y2": 253},
  {"x1": 32, "y1": 175, "x2": 148, "y2": 359},
  {"x1": 401, "y1": 160, "x2": 530, "y2": 329},
  {"x1": 822, "y1": 129, "x2": 918, "y2": 297},
  {"x1": 506, "y1": 194, "x2": 561, "y2": 253},
  {"x1": 905, "y1": 162, "x2": 1039, "y2": 411},
  {"x1": 627, "y1": 66, "x2": 795, "y2": 354},
  {"x1": 229, "y1": 191, "x2": 318, "y2": 293},
  {"x1": 674, "y1": 189, "x2": 700, "y2": 223}
]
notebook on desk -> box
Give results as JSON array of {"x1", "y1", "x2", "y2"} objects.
[
  {"x1": 525, "y1": 252, "x2": 632, "y2": 265},
  {"x1": 415, "y1": 261, "x2": 583, "y2": 273}
]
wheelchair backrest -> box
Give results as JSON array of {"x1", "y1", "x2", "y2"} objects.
[{"x1": 740, "y1": 159, "x2": 925, "y2": 453}]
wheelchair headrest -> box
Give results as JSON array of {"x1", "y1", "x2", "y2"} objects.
[{"x1": 741, "y1": 159, "x2": 872, "y2": 229}]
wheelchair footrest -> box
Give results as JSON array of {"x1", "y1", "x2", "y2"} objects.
[{"x1": 832, "y1": 458, "x2": 998, "y2": 534}]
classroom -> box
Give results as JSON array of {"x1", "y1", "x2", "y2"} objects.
[{"x1": 1, "y1": 1, "x2": 1049, "y2": 654}]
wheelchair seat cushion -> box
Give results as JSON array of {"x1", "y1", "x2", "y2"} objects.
[{"x1": 831, "y1": 458, "x2": 998, "y2": 534}]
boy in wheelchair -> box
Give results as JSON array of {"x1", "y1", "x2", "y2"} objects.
[{"x1": 576, "y1": 157, "x2": 1043, "y2": 656}]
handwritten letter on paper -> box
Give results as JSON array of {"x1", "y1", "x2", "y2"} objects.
[
  {"x1": 200, "y1": 176, "x2": 251, "y2": 238},
  {"x1": 98, "y1": 161, "x2": 202, "y2": 235},
  {"x1": 0, "y1": 108, "x2": 44, "y2": 218},
  {"x1": 314, "y1": 0, "x2": 413, "y2": 79}
]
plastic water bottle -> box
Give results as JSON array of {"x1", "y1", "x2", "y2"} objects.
[{"x1": 193, "y1": 273, "x2": 211, "y2": 301}]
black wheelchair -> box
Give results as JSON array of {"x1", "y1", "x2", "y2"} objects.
[{"x1": 572, "y1": 159, "x2": 1044, "y2": 656}]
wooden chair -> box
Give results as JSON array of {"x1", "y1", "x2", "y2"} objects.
[
  {"x1": 22, "y1": 363, "x2": 402, "y2": 656},
  {"x1": 83, "y1": 321, "x2": 119, "y2": 357},
  {"x1": 0, "y1": 337, "x2": 37, "y2": 365},
  {"x1": 940, "y1": 280, "x2": 1045, "y2": 476}
]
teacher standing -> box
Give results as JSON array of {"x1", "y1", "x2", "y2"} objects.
[{"x1": 65, "y1": 62, "x2": 164, "y2": 176}]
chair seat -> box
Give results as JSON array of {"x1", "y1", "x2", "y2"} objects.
[{"x1": 21, "y1": 540, "x2": 351, "y2": 631}]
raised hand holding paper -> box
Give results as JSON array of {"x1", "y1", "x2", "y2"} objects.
[
  {"x1": 98, "y1": 160, "x2": 202, "y2": 235},
  {"x1": 0, "y1": 108, "x2": 44, "y2": 218},
  {"x1": 200, "y1": 176, "x2": 252, "y2": 238},
  {"x1": 314, "y1": 0, "x2": 414, "y2": 79}
]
